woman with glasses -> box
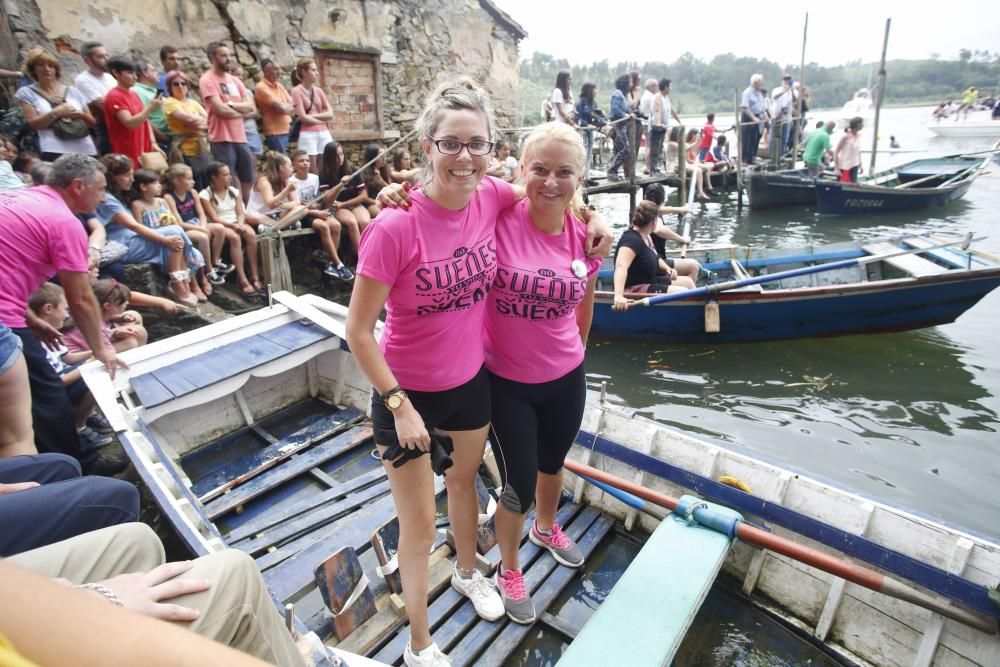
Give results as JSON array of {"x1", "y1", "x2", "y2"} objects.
[
  {"x1": 346, "y1": 80, "x2": 510, "y2": 667},
  {"x1": 162, "y1": 71, "x2": 212, "y2": 189}
]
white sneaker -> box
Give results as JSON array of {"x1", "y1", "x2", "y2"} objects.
[
  {"x1": 450, "y1": 564, "x2": 504, "y2": 621},
  {"x1": 403, "y1": 641, "x2": 452, "y2": 667}
]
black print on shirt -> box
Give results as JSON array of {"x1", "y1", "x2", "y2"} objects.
[
  {"x1": 413, "y1": 236, "x2": 497, "y2": 315},
  {"x1": 492, "y1": 264, "x2": 587, "y2": 321}
]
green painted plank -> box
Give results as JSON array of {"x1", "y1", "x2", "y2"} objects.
[{"x1": 557, "y1": 496, "x2": 741, "y2": 667}]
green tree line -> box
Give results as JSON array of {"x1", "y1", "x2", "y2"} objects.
[{"x1": 517, "y1": 51, "x2": 1000, "y2": 125}]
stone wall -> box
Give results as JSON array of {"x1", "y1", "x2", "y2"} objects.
[{"x1": 2, "y1": 0, "x2": 524, "y2": 145}]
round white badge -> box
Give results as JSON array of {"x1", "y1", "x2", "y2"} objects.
[{"x1": 571, "y1": 259, "x2": 588, "y2": 278}]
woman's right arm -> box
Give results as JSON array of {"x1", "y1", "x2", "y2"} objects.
[
  {"x1": 346, "y1": 276, "x2": 430, "y2": 450},
  {"x1": 612, "y1": 246, "x2": 636, "y2": 312}
]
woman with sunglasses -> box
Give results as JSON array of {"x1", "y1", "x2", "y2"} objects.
[
  {"x1": 162, "y1": 71, "x2": 212, "y2": 190},
  {"x1": 348, "y1": 79, "x2": 610, "y2": 667}
]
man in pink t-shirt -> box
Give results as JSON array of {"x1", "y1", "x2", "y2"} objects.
[
  {"x1": 199, "y1": 42, "x2": 257, "y2": 201},
  {"x1": 0, "y1": 154, "x2": 124, "y2": 474}
]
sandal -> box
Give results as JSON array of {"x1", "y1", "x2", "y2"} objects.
[
  {"x1": 200, "y1": 278, "x2": 214, "y2": 298},
  {"x1": 252, "y1": 278, "x2": 265, "y2": 292},
  {"x1": 240, "y1": 281, "x2": 258, "y2": 297},
  {"x1": 167, "y1": 270, "x2": 199, "y2": 306}
]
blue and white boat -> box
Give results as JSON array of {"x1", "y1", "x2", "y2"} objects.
[
  {"x1": 591, "y1": 234, "x2": 1000, "y2": 342},
  {"x1": 80, "y1": 292, "x2": 1000, "y2": 666}
]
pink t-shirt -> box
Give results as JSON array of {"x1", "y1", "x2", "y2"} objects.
[
  {"x1": 198, "y1": 71, "x2": 248, "y2": 144},
  {"x1": 486, "y1": 199, "x2": 602, "y2": 384},
  {"x1": 291, "y1": 85, "x2": 331, "y2": 133},
  {"x1": 356, "y1": 176, "x2": 517, "y2": 392},
  {"x1": 0, "y1": 186, "x2": 88, "y2": 328},
  {"x1": 64, "y1": 322, "x2": 114, "y2": 354}
]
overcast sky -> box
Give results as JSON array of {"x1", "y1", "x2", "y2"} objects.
[{"x1": 491, "y1": 0, "x2": 999, "y2": 68}]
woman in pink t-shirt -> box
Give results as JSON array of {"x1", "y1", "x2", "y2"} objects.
[
  {"x1": 484, "y1": 123, "x2": 601, "y2": 624},
  {"x1": 346, "y1": 79, "x2": 510, "y2": 666}
]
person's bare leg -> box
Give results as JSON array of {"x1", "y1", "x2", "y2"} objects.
[
  {"x1": 242, "y1": 228, "x2": 262, "y2": 288},
  {"x1": 335, "y1": 209, "x2": 360, "y2": 253},
  {"x1": 441, "y1": 425, "x2": 489, "y2": 573},
  {"x1": 0, "y1": 356, "x2": 36, "y2": 457},
  {"x1": 208, "y1": 223, "x2": 226, "y2": 266},
  {"x1": 73, "y1": 392, "x2": 97, "y2": 430},
  {"x1": 352, "y1": 206, "x2": 372, "y2": 235},
  {"x1": 312, "y1": 219, "x2": 342, "y2": 265},
  {"x1": 378, "y1": 449, "x2": 437, "y2": 650}
]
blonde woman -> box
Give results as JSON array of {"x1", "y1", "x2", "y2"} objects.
[{"x1": 485, "y1": 123, "x2": 602, "y2": 624}]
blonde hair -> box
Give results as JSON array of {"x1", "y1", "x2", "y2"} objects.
[
  {"x1": 415, "y1": 78, "x2": 496, "y2": 186},
  {"x1": 518, "y1": 122, "x2": 586, "y2": 219},
  {"x1": 164, "y1": 163, "x2": 193, "y2": 189},
  {"x1": 259, "y1": 150, "x2": 291, "y2": 193},
  {"x1": 22, "y1": 47, "x2": 62, "y2": 81},
  {"x1": 28, "y1": 282, "x2": 66, "y2": 314}
]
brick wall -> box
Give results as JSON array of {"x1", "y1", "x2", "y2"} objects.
[{"x1": 319, "y1": 50, "x2": 381, "y2": 141}]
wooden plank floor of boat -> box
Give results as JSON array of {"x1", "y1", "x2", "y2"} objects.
[{"x1": 357, "y1": 503, "x2": 615, "y2": 666}]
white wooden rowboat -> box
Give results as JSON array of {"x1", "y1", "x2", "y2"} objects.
[{"x1": 80, "y1": 293, "x2": 999, "y2": 666}]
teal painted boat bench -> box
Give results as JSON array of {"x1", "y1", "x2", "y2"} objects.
[{"x1": 558, "y1": 495, "x2": 742, "y2": 666}]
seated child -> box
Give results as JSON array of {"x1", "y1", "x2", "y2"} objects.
[
  {"x1": 289, "y1": 149, "x2": 353, "y2": 281},
  {"x1": 27, "y1": 283, "x2": 111, "y2": 449},
  {"x1": 64, "y1": 279, "x2": 148, "y2": 356}
]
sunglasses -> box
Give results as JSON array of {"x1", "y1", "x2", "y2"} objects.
[{"x1": 170, "y1": 81, "x2": 188, "y2": 88}]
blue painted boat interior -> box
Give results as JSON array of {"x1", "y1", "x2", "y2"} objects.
[{"x1": 131, "y1": 320, "x2": 332, "y2": 407}]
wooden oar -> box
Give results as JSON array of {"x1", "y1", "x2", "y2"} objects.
[
  {"x1": 565, "y1": 460, "x2": 999, "y2": 634},
  {"x1": 628, "y1": 234, "x2": 981, "y2": 309}
]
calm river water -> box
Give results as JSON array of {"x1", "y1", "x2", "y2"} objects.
[{"x1": 587, "y1": 105, "x2": 1000, "y2": 540}]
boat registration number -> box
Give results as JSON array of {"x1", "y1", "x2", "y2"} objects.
[{"x1": 845, "y1": 199, "x2": 884, "y2": 208}]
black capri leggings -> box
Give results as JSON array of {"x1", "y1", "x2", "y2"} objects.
[{"x1": 488, "y1": 363, "x2": 587, "y2": 515}]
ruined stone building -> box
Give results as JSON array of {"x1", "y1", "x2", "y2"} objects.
[{"x1": 1, "y1": 0, "x2": 525, "y2": 147}]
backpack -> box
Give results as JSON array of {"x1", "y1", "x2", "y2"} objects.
[{"x1": 0, "y1": 106, "x2": 39, "y2": 153}]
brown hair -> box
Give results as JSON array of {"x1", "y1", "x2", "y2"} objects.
[
  {"x1": 293, "y1": 59, "x2": 315, "y2": 86},
  {"x1": 93, "y1": 278, "x2": 130, "y2": 307},
  {"x1": 631, "y1": 200, "x2": 659, "y2": 228},
  {"x1": 22, "y1": 47, "x2": 62, "y2": 81}
]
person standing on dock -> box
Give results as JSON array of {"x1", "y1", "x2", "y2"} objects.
[
  {"x1": 803, "y1": 120, "x2": 835, "y2": 177},
  {"x1": 648, "y1": 78, "x2": 679, "y2": 175},
  {"x1": 606, "y1": 74, "x2": 632, "y2": 181},
  {"x1": 551, "y1": 71, "x2": 577, "y2": 127},
  {"x1": 834, "y1": 116, "x2": 864, "y2": 183},
  {"x1": 575, "y1": 82, "x2": 599, "y2": 178},
  {"x1": 486, "y1": 122, "x2": 602, "y2": 625},
  {"x1": 740, "y1": 73, "x2": 768, "y2": 165}
]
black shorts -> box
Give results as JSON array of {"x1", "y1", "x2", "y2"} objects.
[
  {"x1": 210, "y1": 141, "x2": 255, "y2": 184},
  {"x1": 371, "y1": 366, "x2": 491, "y2": 444}
]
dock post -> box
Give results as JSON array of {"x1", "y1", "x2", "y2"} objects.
[
  {"x1": 735, "y1": 89, "x2": 744, "y2": 212},
  {"x1": 259, "y1": 233, "x2": 294, "y2": 293},
  {"x1": 677, "y1": 125, "x2": 687, "y2": 205}
]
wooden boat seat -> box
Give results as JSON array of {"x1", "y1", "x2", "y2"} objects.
[
  {"x1": 130, "y1": 320, "x2": 334, "y2": 408},
  {"x1": 903, "y1": 236, "x2": 987, "y2": 269},
  {"x1": 557, "y1": 496, "x2": 742, "y2": 667},
  {"x1": 862, "y1": 242, "x2": 949, "y2": 277}
]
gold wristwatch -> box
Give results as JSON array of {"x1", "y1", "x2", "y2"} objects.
[{"x1": 383, "y1": 385, "x2": 407, "y2": 411}]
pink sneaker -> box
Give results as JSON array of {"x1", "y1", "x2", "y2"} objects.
[
  {"x1": 529, "y1": 521, "x2": 584, "y2": 568},
  {"x1": 494, "y1": 566, "x2": 536, "y2": 624}
]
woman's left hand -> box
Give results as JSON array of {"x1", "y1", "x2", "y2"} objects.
[{"x1": 376, "y1": 182, "x2": 412, "y2": 210}]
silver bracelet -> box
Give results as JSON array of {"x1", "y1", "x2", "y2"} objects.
[{"x1": 74, "y1": 582, "x2": 124, "y2": 607}]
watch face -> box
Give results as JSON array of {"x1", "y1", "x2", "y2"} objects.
[{"x1": 386, "y1": 393, "x2": 403, "y2": 410}]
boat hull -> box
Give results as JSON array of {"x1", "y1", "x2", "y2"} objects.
[
  {"x1": 568, "y1": 403, "x2": 1000, "y2": 667},
  {"x1": 927, "y1": 122, "x2": 1000, "y2": 138},
  {"x1": 815, "y1": 178, "x2": 976, "y2": 214},
  {"x1": 745, "y1": 168, "x2": 818, "y2": 211},
  {"x1": 591, "y1": 271, "x2": 1000, "y2": 342}
]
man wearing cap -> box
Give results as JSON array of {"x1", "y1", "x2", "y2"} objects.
[{"x1": 254, "y1": 59, "x2": 294, "y2": 154}]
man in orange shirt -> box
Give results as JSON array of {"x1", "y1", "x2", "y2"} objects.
[{"x1": 254, "y1": 59, "x2": 294, "y2": 154}]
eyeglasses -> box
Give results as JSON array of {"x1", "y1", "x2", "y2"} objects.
[
  {"x1": 427, "y1": 136, "x2": 494, "y2": 156},
  {"x1": 100, "y1": 279, "x2": 124, "y2": 306}
]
